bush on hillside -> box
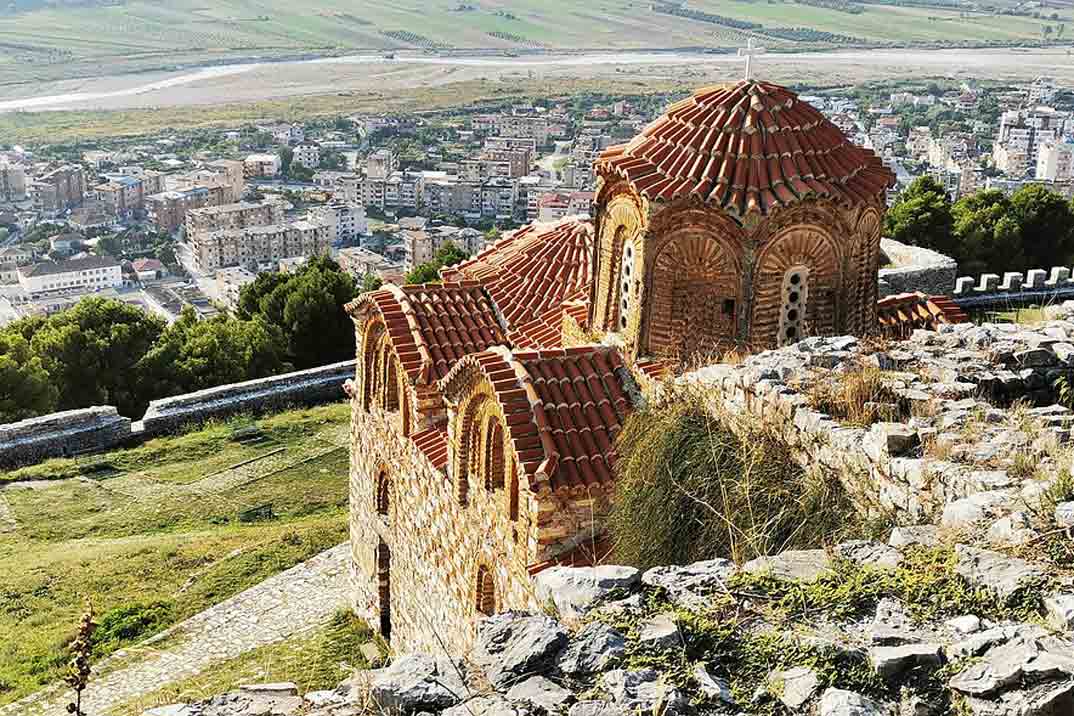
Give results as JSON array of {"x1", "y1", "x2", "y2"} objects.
[{"x1": 609, "y1": 388, "x2": 873, "y2": 569}]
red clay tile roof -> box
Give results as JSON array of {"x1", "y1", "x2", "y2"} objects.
[
  {"x1": 442, "y1": 218, "x2": 593, "y2": 348},
  {"x1": 439, "y1": 345, "x2": 635, "y2": 494},
  {"x1": 346, "y1": 281, "x2": 509, "y2": 384},
  {"x1": 411, "y1": 423, "x2": 449, "y2": 471},
  {"x1": 877, "y1": 292, "x2": 969, "y2": 338},
  {"x1": 595, "y1": 80, "x2": 895, "y2": 220}
]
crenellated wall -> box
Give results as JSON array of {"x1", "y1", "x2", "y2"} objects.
[{"x1": 951, "y1": 266, "x2": 1074, "y2": 308}]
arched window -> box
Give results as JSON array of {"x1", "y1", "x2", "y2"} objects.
[
  {"x1": 475, "y1": 565, "x2": 496, "y2": 616},
  {"x1": 457, "y1": 398, "x2": 486, "y2": 506},
  {"x1": 779, "y1": 266, "x2": 810, "y2": 347},
  {"x1": 382, "y1": 351, "x2": 400, "y2": 412},
  {"x1": 618, "y1": 240, "x2": 634, "y2": 331},
  {"x1": 484, "y1": 418, "x2": 505, "y2": 491},
  {"x1": 376, "y1": 470, "x2": 390, "y2": 516},
  {"x1": 377, "y1": 541, "x2": 392, "y2": 640},
  {"x1": 508, "y1": 457, "x2": 519, "y2": 522},
  {"x1": 362, "y1": 323, "x2": 385, "y2": 411}
]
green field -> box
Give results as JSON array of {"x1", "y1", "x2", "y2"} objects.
[
  {"x1": 0, "y1": 402, "x2": 353, "y2": 706},
  {"x1": 0, "y1": 0, "x2": 1070, "y2": 89}
]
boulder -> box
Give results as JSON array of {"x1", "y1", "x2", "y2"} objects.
[
  {"x1": 557, "y1": 622, "x2": 626, "y2": 675},
  {"x1": 835, "y1": 541, "x2": 903, "y2": 570},
  {"x1": 506, "y1": 676, "x2": 573, "y2": 714},
  {"x1": 442, "y1": 695, "x2": 533, "y2": 716},
  {"x1": 636, "y1": 613, "x2": 680, "y2": 649},
  {"x1": 603, "y1": 669, "x2": 688, "y2": 716},
  {"x1": 567, "y1": 702, "x2": 625, "y2": 716},
  {"x1": 768, "y1": 666, "x2": 819, "y2": 710},
  {"x1": 941, "y1": 491, "x2": 1016, "y2": 530},
  {"x1": 1055, "y1": 502, "x2": 1074, "y2": 528},
  {"x1": 369, "y1": 654, "x2": 467, "y2": 712},
  {"x1": 744, "y1": 550, "x2": 833, "y2": 582},
  {"x1": 864, "y1": 423, "x2": 919, "y2": 461},
  {"x1": 949, "y1": 634, "x2": 1074, "y2": 697},
  {"x1": 692, "y1": 664, "x2": 735, "y2": 706},
  {"x1": 818, "y1": 688, "x2": 887, "y2": 716},
  {"x1": 533, "y1": 566, "x2": 640, "y2": 620},
  {"x1": 888, "y1": 525, "x2": 939, "y2": 549},
  {"x1": 476, "y1": 613, "x2": 568, "y2": 689},
  {"x1": 1044, "y1": 593, "x2": 1074, "y2": 631},
  {"x1": 869, "y1": 643, "x2": 944, "y2": 679},
  {"x1": 954, "y1": 546, "x2": 1044, "y2": 600},
  {"x1": 640, "y1": 559, "x2": 738, "y2": 608},
  {"x1": 944, "y1": 615, "x2": 982, "y2": 635}
]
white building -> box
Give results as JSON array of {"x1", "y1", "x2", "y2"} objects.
[
  {"x1": 245, "y1": 154, "x2": 282, "y2": 177},
  {"x1": 1037, "y1": 140, "x2": 1074, "y2": 182},
  {"x1": 293, "y1": 143, "x2": 321, "y2": 170},
  {"x1": 215, "y1": 266, "x2": 257, "y2": 310},
  {"x1": 18, "y1": 255, "x2": 122, "y2": 297},
  {"x1": 309, "y1": 201, "x2": 368, "y2": 244}
]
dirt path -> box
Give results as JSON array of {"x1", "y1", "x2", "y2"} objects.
[{"x1": 0, "y1": 543, "x2": 351, "y2": 716}]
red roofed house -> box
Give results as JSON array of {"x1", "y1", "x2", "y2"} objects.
[{"x1": 346, "y1": 80, "x2": 895, "y2": 654}]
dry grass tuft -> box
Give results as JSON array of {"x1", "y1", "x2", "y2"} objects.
[{"x1": 801, "y1": 366, "x2": 908, "y2": 427}]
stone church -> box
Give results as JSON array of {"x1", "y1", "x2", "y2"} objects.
[{"x1": 346, "y1": 79, "x2": 896, "y2": 654}]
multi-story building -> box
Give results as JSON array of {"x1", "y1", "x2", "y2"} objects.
[
  {"x1": 1036, "y1": 140, "x2": 1074, "y2": 182},
  {"x1": 309, "y1": 201, "x2": 368, "y2": 244},
  {"x1": 337, "y1": 246, "x2": 404, "y2": 283},
  {"x1": 185, "y1": 200, "x2": 284, "y2": 239},
  {"x1": 0, "y1": 245, "x2": 34, "y2": 283},
  {"x1": 205, "y1": 160, "x2": 246, "y2": 201},
  {"x1": 0, "y1": 163, "x2": 27, "y2": 202},
  {"x1": 479, "y1": 178, "x2": 517, "y2": 221},
  {"x1": 402, "y1": 225, "x2": 485, "y2": 272},
  {"x1": 95, "y1": 176, "x2": 144, "y2": 219},
  {"x1": 32, "y1": 165, "x2": 85, "y2": 215},
  {"x1": 384, "y1": 170, "x2": 423, "y2": 211},
  {"x1": 293, "y1": 143, "x2": 321, "y2": 170},
  {"x1": 367, "y1": 150, "x2": 398, "y2": 179},
  {"x1": 146, "y1": 187, "x2": 223, "y2": 233},
  {"x1": 260, "y1": 123, "x2": 305, "y2": 145},
  {"x1": 215, "y1": 266, "x2": 257, "y2": 309},
  {"x1": 194, "y1": 218, "x2": 331, "y2": 272},
  {"x1": 994, "y1": 107, "x2": 1065, "y2": 177},
  {"x1": 245, "y1": 153, "x2": 282, "y2": 177},
  {"x1": 17, "y1": 255, "x2": 122, "y2": 297},
  {"x1": 1028, "y1": 77, "x2": 1058, "y2": 106}
]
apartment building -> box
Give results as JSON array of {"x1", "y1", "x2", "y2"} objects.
[
  {"x1": 402, "y1": 225, "x2": 485, "y2": 272},
  {"x1": 245, "y1": 153, "x2": 282, "y2": 178},
  {"x1": 367, "y1": 149, "x2": 398, "y2": 179},
  {"x1": 172, "y1": 161, "x2": 245, "y2": 204},
  {"x1": 17, "y1": 255, "x2": 122, "y2": 297},
  {"x1": 0, "y1": 245, "x2": 34, "y2": 283},
  {"x1": 337, "y1": 246, "x2": 403, "y2": 283},
  {"x1": 309, "y1": 201, "x2": 368, "y2": 244},
  {"x1": 260, "y1": 123, "x2": 305, "y2": 146},
  {"x1": 194, "y1": 218, "x2": 331, "y2": 272},
  {"x1": 95, "y1": 175, "x2": 144, "y2": 219},
  {"x1": 32, "y1": 165, "x2": 85, "y2": 215},
  {"x1": 146, "y1": 187, "x2": 224, "y2": 233},
  {"x1": 1037, "y1": 140, "x2": 1074, "y2": 182},
  {"x1": 185, "y1": 200, "x2": 284, "y2": 238},
  {"x1": 293, "y1": 143, "x2": 321, "y2": 170},
  {"x1": 994, "y1": 107, "x2": 1065, "y2": 177},
  {"x1": 215, "y1": 266, "x2": 257, "y2": 309},
  {"x1": 0, "y1": 163, "x2": 27, "y2": 202}
]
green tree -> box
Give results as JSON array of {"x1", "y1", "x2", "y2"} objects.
[
  {"x1": 951, "y1": 190, "x2": 1026, "y2": 274},
  {"x1": 405, "y1": 262, "x2": 441, "y2": 285},
  {"x1": 361, "y1": 272, "x2": 384, "y2": 292},
  {"x1": 140, "y1": 308, "x2": 286, "y2": 396},
  {"x1": 28, "y1": 297, "x2": 166, "y2": 417},
  {"x1": 883, "y1": 175, "x2": 956, "y2": 255},
  {"x1": 1009, "y1": 184, "x2": 1074, "y2": 269},
  {"x1": 280, "y1": 146, "x2": 294, "y2": 175},
  {"x1": 0, "y1": 331, "x2": 58, "y2": 422},
  {"x1": 235, "y1": 271, "x2": 289, "y2": 320},
  {"x1": 404, "y1": 240, "x2": 470, "y2": 285}
]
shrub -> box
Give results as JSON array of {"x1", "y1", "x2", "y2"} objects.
[
  {"x1": 801, "y1": 367, "x2": 908, "y2": 426},
  {"x1": 609, "y1": 388, "x2": 868, "y2": 568},
  {"x1": 92, "y1": 601, "x2": 174, "y2": 657}
]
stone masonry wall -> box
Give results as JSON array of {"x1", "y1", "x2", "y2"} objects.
[
  {"x1": 0, "y1": 407, "x2": 132, "y2": 470},
  {"x1": 350, "y1": 402, "x2": 543, "y2": 656},
  {"x1": 140, "y1": 360, "x2": 354, "y2": 436},
  {"x1": 877, "y1": 237, "x2": 958, "y2": 298}
]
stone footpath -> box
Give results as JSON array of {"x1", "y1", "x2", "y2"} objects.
[{"x1": 0, "y1": 543, "x2": 351, "y2": 716}]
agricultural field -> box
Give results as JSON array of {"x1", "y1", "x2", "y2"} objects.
[
  {"x1": 0, "y1": 0, "x2": 1070, "y2": 89},
  {"x1": 0, "y1": 402, "x2": 353, "y2": 706}
]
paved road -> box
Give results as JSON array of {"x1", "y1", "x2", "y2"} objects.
[{"x1": 0, "y1": 543, "x2": 351, "y2": 716}]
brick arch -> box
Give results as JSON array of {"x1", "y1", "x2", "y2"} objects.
[
  {"x1": 474, "y1": 563, "x2": 496, "y2": 616},
  {"x1": 360, "y1": 316, "x2": 410, "y2": 424},
  {"x1": 644, "y1": 226, "x2": 743, "y2": 360},
  {"x1": 853, "y1": 207, "x2": 884, "y2": 333},
  {"x1": 750, "y1": 224, "x2": 844, "y2": 348},
  {"x1": 375, "y1": 469, "x2": 390, "y2": 516},
  {"x1": 483, "y1": 416, "x2": 506, "y2": 491},
  {"x1": 360, "y1": 319, "x2": 386, "y2": 411},
  {"x1": 592, "y1": 184, "x2": 646, "y2": 332}
]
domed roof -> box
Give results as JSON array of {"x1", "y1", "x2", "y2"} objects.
[{"x1": 595, "y1": 80, "x2": 895, "y2": 220}]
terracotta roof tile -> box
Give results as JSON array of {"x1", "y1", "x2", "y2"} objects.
[
  {"x1": 877, "y1": 292, "x2": 969, "y2": 338},
  {"x1": 411, "y1": 424, "x2": 449, "y2": 471},
  {"x1": 595, "y1": 80, "x2": 895, "y2": 221},
  {"x1": 442, "y1": 217, "x2": 593, "y2": 348},
  {"x1": 439, "y1": 345, "x2": 635, "y2": 495}
]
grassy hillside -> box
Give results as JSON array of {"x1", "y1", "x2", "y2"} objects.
[
  {"x1": 0, "y1": 402, "x2": 352, "y2": 705},
  {"x1": 0, "y1": 0, "x2": 1070, "y2": 88}
]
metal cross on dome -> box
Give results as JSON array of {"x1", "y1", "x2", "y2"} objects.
[{"x1": 738, "y1": 38, "x2": 766, "y2": 81}]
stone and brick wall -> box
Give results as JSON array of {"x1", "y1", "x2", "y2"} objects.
[
  {"x1": 0, "y1": 407, "x2": 131, "y2": 470},
  {"x1": 140, "y1": 361, "x2": 354, "y2": 437},
  {"x1": 877, "y1": 237, "x2": 958, "y2": 298}
]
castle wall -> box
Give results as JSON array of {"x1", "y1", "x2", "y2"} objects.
[
  {"x1": 877, "y1": 238, "x2": 958, "y2": 298},
  {"x1": 349, "y1": 404, "x2": 542, "y2": 656},
  {"x1": 0, "y1": 407, "x2": 132, "y2": 470},
  {"x1": 140, "y1": 361, "x2": 354, "y2": 436}
]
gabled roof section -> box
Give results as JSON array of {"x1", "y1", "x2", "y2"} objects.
[
  {"x1": 442, "y1": 217, "x2": 594, "y2": 347},
  {"x1": 595, "y1": 80, "x2": 895, "y2": 220},
  {"x1": 346, "y1": 281, "x2": 509, "y2": 384},
  {"x1": 877, "y1": 292, "x2": 969, "y2": 338},
  {"x1": 439, "y1": 345, "x2": 635, "y2": 495}
]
